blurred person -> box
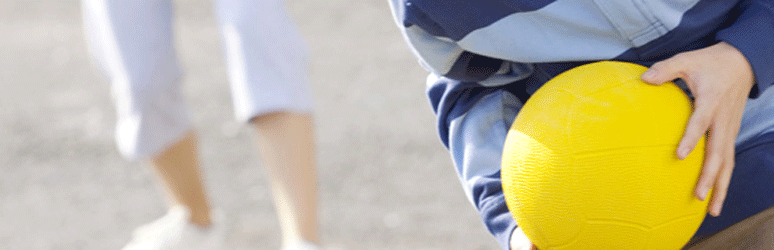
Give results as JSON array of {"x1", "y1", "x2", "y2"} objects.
[{"x1": 81, "y1": 0, "x2": 319, "y2": 249}]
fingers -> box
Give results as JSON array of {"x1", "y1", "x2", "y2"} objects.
[
  {"x1": 642, "y1": 54, "x2": 690, "y2": 85},
  {"x1": 705, "y1": 110, "x2": 740, "y2": 216},
  {"x1": 693, "y1": 115, "x2": 736, "y2": 218},
  {"x1": 709, "y1": 156, "x2": 734, "y2": 217},
  {"x1": 694, "y1": 112, "x2": 730, "y2": 197},
  {"x1": 694, "y1": 136, "x2": 723, "y2": 201},
  {"x1": 643, "y1": 43, "x2": 752, "y2": 220},
  {"x1": 694, "y1": 98, "x2": 742, "y2": 215},
  {"x1": 677, "y1": 98, "x2": 714, "y2": 159}
]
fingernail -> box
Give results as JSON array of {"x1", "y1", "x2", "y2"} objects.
[
  {"x1": 711, "y1": 207, "x2": 721, "y2": 217},
  {"x1": 678, "y1": 147, "x2": 689, "y2": 159},
  {"x1": 697, "y1": 188, "x2": 708, "y2": 201},
  {"x1": 642, "y1": 70, "x2": 657, "y2": 80}
]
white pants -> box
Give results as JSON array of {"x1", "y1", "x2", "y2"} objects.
[{"x1": 81, "y1": 0, "x2": 313, "y2": 160}]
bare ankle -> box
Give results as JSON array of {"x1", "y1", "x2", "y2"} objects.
[{"x1": 188, "y1": 210, "x2": 212, "y2": 227}]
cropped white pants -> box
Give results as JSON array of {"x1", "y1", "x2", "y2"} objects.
[{"x1": 81, "y1": 0, "x2": 312, "y2": 160}]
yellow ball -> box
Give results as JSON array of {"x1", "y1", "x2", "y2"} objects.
[{"x1": 501, "y1": 61, "x2": 708, "y2": 250}]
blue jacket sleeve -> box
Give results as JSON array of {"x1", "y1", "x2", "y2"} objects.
[
  {"x1": 716, "y1": 0, "x2": 774, "y2": 97},
  {"x1": 389, "y1": 0, "x2": 534, "y2": 87},
  {"x1": 473, "y1": 172, "x2": 520, "y2": 249},
  {"x1": 428, "y1": 78, "x2": 520, "y2": 249}
]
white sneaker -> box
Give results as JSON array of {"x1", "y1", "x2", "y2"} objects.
[
  {"x1": 122, "y1": 206, "x2": 226, "y2": 250},
  {"x1": 282, "y1": 240, "x2": 321, "y2": 250}
]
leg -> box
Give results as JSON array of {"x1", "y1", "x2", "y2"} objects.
[
  {"x1": 150, "y1": 131, "x2": 212, "y2": 227},
  {"x1": 252, "y1": 112, "x2": 319, "y2": 246},
  {"x1": 81, "y1": 0, "x2": 211, "y2": 226},
  {"x1": 213, "y1": 0, "x2": 319, "y2": 247}
]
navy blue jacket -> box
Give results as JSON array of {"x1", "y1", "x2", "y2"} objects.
[{"x1": 389, "y1": 0, "x2": 774, "y2": 248}]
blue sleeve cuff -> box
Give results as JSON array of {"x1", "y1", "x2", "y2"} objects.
[
  {"x1": 473, "y1": 171, "x2": 520, "y2": 249},
  {"x1": 479, "y1": 192, "x2": 519, "y2": 249},
  {"x1": 716, "y1": 0, "x2": 774, "y2": 97}
]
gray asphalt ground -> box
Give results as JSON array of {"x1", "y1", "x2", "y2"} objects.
[{"x1": 0, "y1": 1, "x2": 501, "y2": 249}]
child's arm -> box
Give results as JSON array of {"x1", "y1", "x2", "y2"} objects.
[
  {"x1": 641, "y1": 0, "x2": 774, "y2": 217},
  {"x1": 426, "y1": 76, "x2": 522, "y2": 249},
  {"x1": 388, "y1": 0, "x2": 534, "y2": 87},
  {"x1": 390, "y1": 2, "x2": 539, "y2": 249}
]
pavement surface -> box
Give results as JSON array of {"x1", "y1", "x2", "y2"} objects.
[{"x1": 0, "y1": 1, "x2": 501, "y2": 249}]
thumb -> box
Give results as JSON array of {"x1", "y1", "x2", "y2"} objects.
[{"x1": 641, "y1": 55, "x2": 689, "y2": 85}]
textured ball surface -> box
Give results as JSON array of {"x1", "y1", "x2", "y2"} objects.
[{"x1": 501, "y1": 61, "x2": 708, "y2": 250}]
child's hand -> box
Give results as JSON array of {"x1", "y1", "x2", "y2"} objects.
[
  {"x1": 510, "y1": 227, "x2": 538, "y2": 250},
  {"x1": 640, "y1": 42, "x2": 755, "y2": 217}
]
